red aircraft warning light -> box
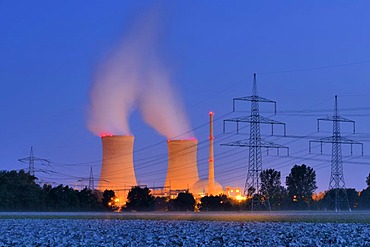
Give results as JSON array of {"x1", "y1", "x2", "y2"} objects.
[{"x1": 100, "y1": 133, "x2": 113, "y2": 138}]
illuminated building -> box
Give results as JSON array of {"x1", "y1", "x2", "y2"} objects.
[
  {"x1": 98, "y1": 135, "x2": 137, "y2": 205},
  {"x1": 165, "y1": 139, "x2": 199, "y2": 191}
]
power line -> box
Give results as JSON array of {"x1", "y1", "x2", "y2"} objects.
[{"x1": 259, "y1": 60, "x2": 370, "y2": 75}]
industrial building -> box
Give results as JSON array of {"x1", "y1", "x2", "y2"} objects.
[
  {"x1": 97, "y1": 113, "x2": 226, "y2": 202},
  {"x1": 98, "y1": 135, "x2": 137, "y2": 205},
  {"x1": 164, "y1": 139, "x2": 199, "y2": 191}
]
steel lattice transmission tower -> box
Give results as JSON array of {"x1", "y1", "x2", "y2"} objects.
[
  {"x1": 222, "y1": 74, "x2": 288, "y2": 209},
  {"x1": 77, "y1": 167, "x2": 100, "y2": 191},
  {"x1": 309, "y1": 95, "x2": 363, "y2": 212},
  {"x1": 18, "y1": 147, "x2": 50, "y2": 177},
  {"x1": 88, "y1": 167, "x2": 95, "y2": 190}
]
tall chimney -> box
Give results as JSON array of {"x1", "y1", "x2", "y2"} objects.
[
  {"x1": 98, "y1": 135, "x2": 136, "y2": 205},
  {"x1": 208, "y1": 112, "x2": 215, "y2": 195},
  {"x1": 165, "y1": 139, "x2": 199, "y2": 191}
]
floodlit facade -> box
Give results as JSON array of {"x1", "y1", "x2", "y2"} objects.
[
  {"x1": 165, "y1": 139, "x2": 199, "y2": 191},
  {"x1": 191, "y1": 178, "x2": 224, "y2": 198},
  {"x1": 98, "y1": 135, "x2": 137, "y2": 205}
]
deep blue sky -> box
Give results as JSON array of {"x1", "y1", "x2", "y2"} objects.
[{"x1": 1, "y1": 1, "x2": 370, "y2": 192}]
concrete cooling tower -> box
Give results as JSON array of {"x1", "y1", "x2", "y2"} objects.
[
  {"x1": 165, "y1": 139, "x2": 199, "y2": 191},
  {"x1": 98, "y1": 135, "x2": 137, "y2": 205}
]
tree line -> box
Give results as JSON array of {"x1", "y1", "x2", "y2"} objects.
[
  {"x1": 124, "y1": 164, "x2": 370, "y2": 212},
  {"x1": 0, "y1": 170, "x2": 116, "y2": 211},
  {"x1": 1, "y1": 165, "x2": 369, "y2": 211}
]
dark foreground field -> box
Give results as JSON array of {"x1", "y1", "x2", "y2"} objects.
[{"x1": 1, "y1": 212, "x2": 369, "y2": 246}]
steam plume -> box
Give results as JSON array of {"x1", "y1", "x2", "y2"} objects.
[{"x1": 88, "y1": 8, "x2": 192, "y2": 139}]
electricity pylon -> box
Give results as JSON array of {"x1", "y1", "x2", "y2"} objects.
[
  {"x1": 88, "y1": 167, "x2": 95, "y2": 190},
  {"x1": 18, "y1": 147, "x2": 50, "y2": 177},
  {"x1": 309, "y1": 95, "x2": 363, "y2": 212},
  {"x1": 222, "y1": 73, "x2": 288, "y2": 210},
  {"x1": 76, "y1": 167, "x2": 99, "y2": 191}
]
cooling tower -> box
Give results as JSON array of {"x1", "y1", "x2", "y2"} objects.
[
  {"x1": 98, "y1": 135, "x2": 136, "y2": 205},
  {"x1": 165, "y1": 139, "x2": 199, "y2": 191}
]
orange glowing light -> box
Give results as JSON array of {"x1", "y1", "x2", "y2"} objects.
[
  {"x1": 209, "y1": 111, "x2": 214, "y2": 115},
  {"x1": 293, "y1": 195, "x2": 298, "y2": 202},
  {"x1": 235, "y1": 195, "x2": 247, "y2": 201}
]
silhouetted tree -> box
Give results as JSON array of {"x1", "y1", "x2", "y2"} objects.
[
  {"x1": 0, "y1": 169, "x2": 113, "y2": 211},
  {"x1": 229, "y1": 198, "x2": 248, "y2": 211},
  {"x1": 154, "y1": 197, "x2": 168, "y2": 211},
  {"x1": 199, "y1": 195, "x2": 232, "y2": 211},
  {"x1": 260, "y1": 169, "x2": 281, "y2": 197},
  {"x1": 260, "y1": 169, "x2": 288, "y2": 210},
  {"x1": 347, "y1": 188, "x2": 359, "y2": 209},
  {"x1": 358, "y1": 187, "x2": 370, "y2": 210},
  {"x1": 286, "y1": 164, "x2": 317, "y2": 209},
  {"x1": 367, "y1": 173, "x2": 370, "y2": 188},
  {"x1": 321, "y1": 188, "x2": 359, "y2": 211},
  {"x1": 200, "y1": 195, "x2": 221, "y2": 211},
  {"x1": 43, "y1": 185, "x2": 81, "y2": 210},
  {"x1": 42, "y1": 185, "x2": 103, "y2": 211},
  {"x1": 0, "y1": 170, "x2": 42, "y2": 211},
  {"x1": 125, "y1": 186, "x2": 155, "y2": 211},
  {"x1": 102, "y1": 189, "x2": 117, "y2": 210},
  {"x1": 48, "y1": 185, "x2": 68, "y2": 210},
  {"x1": 64, "y1": 185, "x2": 80, "y2": 209},
  {"x1": 245, "y1": 193, "x2": 273, "y2": 211},
  {"x1": 168, "y1": 192, "x2": 195, "y2": 211},
  {"x1": 78, "y1": 188, "x2": 101, "y2": 211},
  {"x1": 272, "y1": 186, "x2": 289, "y2": 210}
]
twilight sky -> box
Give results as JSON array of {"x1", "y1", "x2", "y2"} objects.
[{"x1": 1, "y1": 1, "x2": 370, "y2": 192}]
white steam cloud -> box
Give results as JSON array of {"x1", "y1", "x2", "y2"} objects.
[{"x1": 88, "y1": 9, "x2": 192, "y2": 139}]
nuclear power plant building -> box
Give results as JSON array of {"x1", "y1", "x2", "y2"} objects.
[
  {"x1": 98, "y1": 135, "x2": 137, "y2": 205},
  {"x1": 165, "y1": 139, "x2": 199, "y2": 191}
]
